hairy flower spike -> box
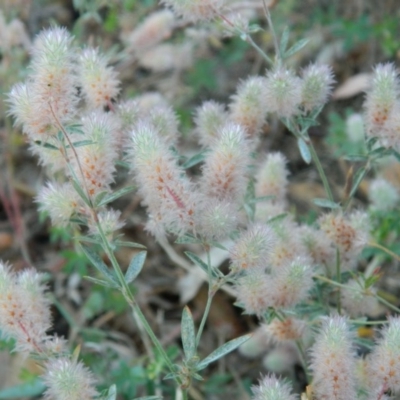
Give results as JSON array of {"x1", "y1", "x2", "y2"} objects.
[
  {"x1": 310, "y1": 316, "x2": 357, "y2": 400},
  {"x1": 37, "y1": 182, "x2": 80, "y2": 227},
  {"x1": 369, "y1": 178, "x2": 400, "y2": 211},
  {"x1": 194, "y1": 101, "x2": 228, "y2": 147},
  {"x1": 364, "y1": 63, "x2": 399, "y2": 140},
  {"x1": 127, "y1": 10, "x2": 175, "y2": 53},
  {"x1": 43, "y1": 357, "x2": 98, "y2": 400},
  {"x1": 255, "y1": 152, "x2": 289, "y2": 204},
  {"x1": 367, "y1": 317, "x2": 400, "y2": 394},
  {"x1": 196, "y1": 199, "x2": 238, "y2": 241},
  {"x1": 265, "y1": 68, "x2": 302, "y2": 118},
  {"x1": 0, "y1": 263, "x2": 51, "y2": 353},
  {"x1": 270, "y1": 257, "x2": 313, "y2": 308},
  {"x1": 230, "y1": 223, "x2": 275, "y2": 272},
  {"x1": 345, "y1": 113, "x2": 365, "y2": 143},
  {"x1": 200, "y1": 123, "x2": 250, "y2": 203},
  {"x1": 251, "y1": 375, "x2": 297, "y2": 400},
  {"x1": 264, "y1": 318, "x2": 305, "y2": 343},
  {"x1": 301, "y1": 64, "x2": 334, "y2": 112},
  {"x1": 230, "y1": 76, "x2": 268, "y2": 139},
  {"x1": 73, "y1": 111, "x2": 119, "y2": 197},
  {"x1": 130, "y1": 122, "x2": 197, "y2": 236},
  {"x1": 30, "y1": 27, "x2": 78, "y2": 130},
  {"x1": 161, "y1": 0, "x2": 226, "y2": 22},
  {"x1": 319, "y1": 211, "x2": 369, "y2": 270},
  {"x1": 78, "y1": 47, "x2": 120, "y2": 110}
]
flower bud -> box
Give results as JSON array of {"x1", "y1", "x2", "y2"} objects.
[
  {"x1": 301, "y1": 63, "x2": 334, "y2": 112},
  {"x1": 251, "y1": 375, "x2": 297, "y2": 400},
  {"x1": 265, "y1": 67, "x2": 302, "y2": 118},
  {"x1": 37, "y1": 182, "x2": 80, "y2": 227},
  {"x1": 194, "y1": 101, "x2": 228, "y2": 147},
  {"x1": 43, "y1": 357, "x2": 98, "y2": 400},
  {"x1": 368, "y1": 177, "x2": 399, "y2": 211},
  {"x1": 230, "y1": 76, "x2": 268, "y2": 139},
  {"x1": 345, "y1": 113, "x2": 365, "y2": 143}
]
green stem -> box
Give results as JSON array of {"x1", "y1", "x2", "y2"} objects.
[
  {"x1": 368, "y1": 241, "x2": 400, "y2": 262},
  {"x1": 336, "y1": 249, "x2": 341, "y2": 314},
  {"x1": 376, "y1": 294, "x2": 400, "y2": 314},
  {"x1": 307, "y1": 138, "x2": 334, "y2": 203},
  {"x1": 195, "y1": 249, "x2": 215, "y2": 348},
  {"x1": 96, "y1": 222, "x2": 177, "y2": 378},
  {"x1": 315, "y1": 275, "x2": 400, "y2": 314},
  {"x1": 295, "y1": 339, "x2": 311, "y2": 383}
]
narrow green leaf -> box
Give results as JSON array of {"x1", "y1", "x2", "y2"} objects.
[
  {"x1": 279, "y1": 26, "x2": 290, "y2": 55},
  {"x1": 66, "y1": 123, "x2": 84, "y2": 135},
  {"x1": 248, "y1": 195, "x2": 275, "y2": 204},
  {"x1": 297, "y1": 138, "x2": 311, "y2": 164},
  {"x1": 116, "y1": 160, "x2": 130, "y2": 169},
  {"x1": 283, "y1": 38, "x2": 309, "y2": 58},
  {"x1": 80, "y1": 244, "x2": 118, "y2": 285},
  {"x1": 84, "y1": 276, "x2": 118, "y2": 288},
  {"x1": 266, "y1": 213, "x2": 288, "y2": 224},
  {"x1": 76, "y1": 236, "x2": 103, "y2": 245},
  {"x1": 71, "y1": 179, "x2": 91, "y2": 207},
  {"x1": 344, "y1": 154, "x2": 368, "y2": 162},
  {"x1": 133, "y1": 397, "x2": 162, "y2": 400},
  {"x1": 181, "y1": 306, "x2": 196, "y2": 361},
  {"x1": 196, "y1": 334, "x2": 252, "y2": 371},
  {"x1": 68, "y1": 139, "x2": 94, "y2": 148},
  {"x1": 33, "y1": 140, "x2": 59, "y2": 150},
  {"x1": 125, "y1": 251, "x2": 147, "y2": 284},
  {"x1": 182, "y1": 151, "x2": 208, "y2": 169},
  {"x1": 184, "y1": 251, "x2": 211, "y2": 275},
  {"x1": 366, "y1": 137, "x2": 379, "y2": 151},
  {"x1": 349, "y1": 167, "x2": 368, "y2": 198},
  {"x1": 0, "y1": 379, "x2": 45, "y2": 399},
  {"x1": 175, "y1": 234, "x2": 202, "y2": 245},
  {"x1": 313, "y1": 198, "x2": 340, "y2": 209},
  {"x1": 98, "y1": 185, "x2": 136, "y2": 207},
  {"x1": 104, "y1": 384, "x2": 117, "y2": 400},
  {"x1": 94, "y1": 191, "x2": 108, "y2": 207},
  {"x1": 114, "y1": 240, "x2": 146, "y2": 249}
]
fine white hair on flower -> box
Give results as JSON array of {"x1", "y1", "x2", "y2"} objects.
[
  {"x1": 37, "y1": 182, "x2": 80, "y2": 227},
  {"x1": 43, "y1": 357, "x2": 98, "y2": 400}
]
